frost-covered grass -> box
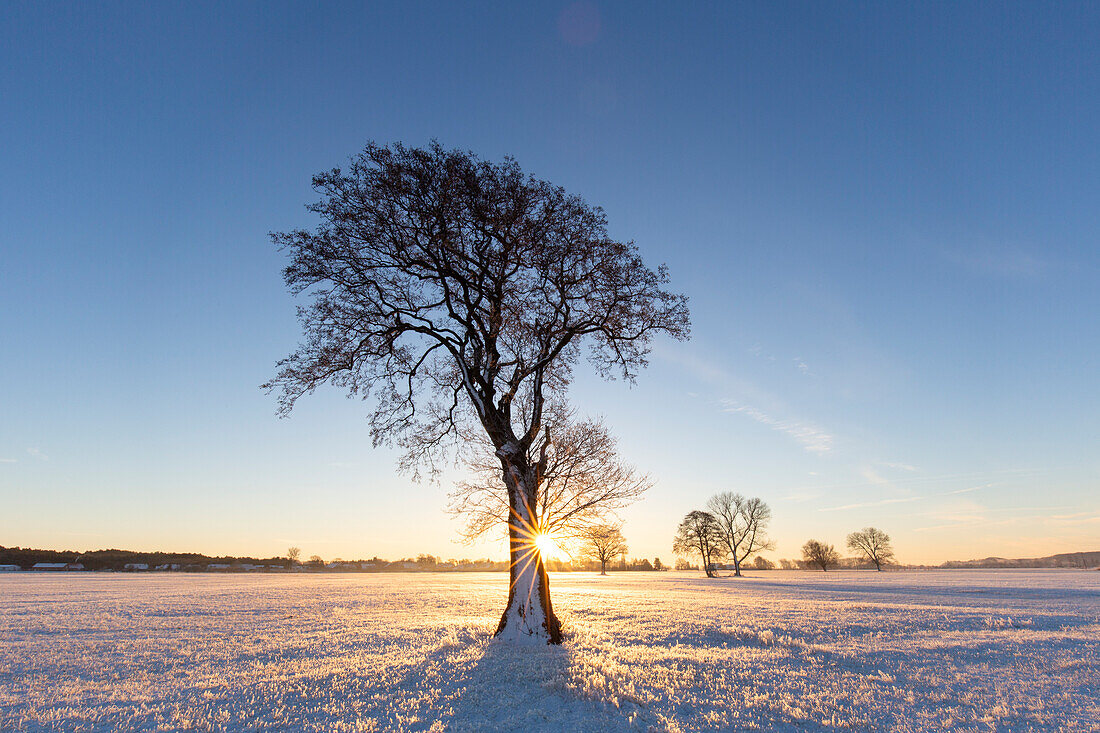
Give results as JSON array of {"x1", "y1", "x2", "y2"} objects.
[{"x1": 1, "y1": 570, "x2": 1097, "y2": 731}]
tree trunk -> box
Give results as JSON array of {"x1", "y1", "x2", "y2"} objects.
[
  {"x1": 493, "y1": 461, "x2": 563, "y2": 645},
  {"x1": 733, "y1": 555, "x2": 742, "y2": 577},
  {"x1": 600, "y1": 559, "x2": 607, "y2": 575}
]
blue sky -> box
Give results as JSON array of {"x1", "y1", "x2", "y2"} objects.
[{"x1": 2, "y1": 2, "x2": 1098, "y2": 564}]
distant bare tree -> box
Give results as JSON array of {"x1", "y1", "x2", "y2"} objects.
[
  {"x1": 753, "y1": 556, "x2": 775, "y2": 570},
  {"x1": 653, "y1": 557, "x2": 664, "y2": 571},
  {"x1": 846, "y1": 527, "x2": 895, "y2": 570},
  {"x1": 265, "y1": 142, "x2": 689, "y2": 644},
  {"x1": 581, "y1": 524, "x2": 628, "y2": 575},
  {"x1": 287, "y1": 547, "x2": 301, "y2": 564},
  {"x1": 308, "y1": 554, "x2": 324, "y2": 567},
  {"x1": 707, "y1": 492, "x2": 775, "y2": 576},
  {"x1": 779, "y1": 558, "x2": 797, "y2": 570},
  {"x1": 449, "y1": 411, "x2": 650, "y2": 544},
  {"x1": 801, "y1": 540, "x2": 840, "y2": 571},
  {"x1": 673, "y1": 511, "x2": 723, "y2": 578}
]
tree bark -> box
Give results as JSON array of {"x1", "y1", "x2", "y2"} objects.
[{"x1": 493, "y1": 460, "x2": 563, "y2": 644}]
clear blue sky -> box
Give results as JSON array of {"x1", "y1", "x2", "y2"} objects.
[{"x1": 2, "y1": 2, "x2": 1097, "y2": 564}]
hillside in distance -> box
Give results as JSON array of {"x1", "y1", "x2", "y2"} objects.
[{"x1": 938, "y1": 551, "x2": 1100, "y2": 569}]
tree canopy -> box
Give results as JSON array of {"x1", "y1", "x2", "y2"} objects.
[{"x1": 265, "y1": 141, "x2": 690, "y2": 474}]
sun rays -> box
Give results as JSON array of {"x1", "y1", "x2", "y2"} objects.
[
  {"x1": 504, "y1": 500, "x2": 561, "y2": 605},
  {"x1": 534, "y1": 532, "x2": 559, "y2": 559}
]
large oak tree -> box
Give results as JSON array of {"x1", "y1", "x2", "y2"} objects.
[{"x1": 265, "y1": 142, "x2": 689, "y2": 644}]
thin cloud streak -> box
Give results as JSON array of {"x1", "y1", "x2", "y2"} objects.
[
  {"x1": 720, "y1": 400, "x2": 834, "y2": 455},
  {"x1": 819, "y1": 496, "x2": 923, "y2": 512},
  {"x1": 817, "y1": 483, "x2": 994, "y2": 513},
  {"x1": 879, "y1": 461, "x2": 917, "y2": 472},
  {"x1": 781, "y1": 469, "x2": 1031, "y2": 496}
]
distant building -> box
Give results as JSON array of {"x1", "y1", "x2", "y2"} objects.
[
  {"x1": 124, "y1": 563, "x2": 149, "y2": 571},
  {"x1": 154, "y1": 564, "x2": 182, "y2": 571},
  {"x1": 67, "y1": 563, "x2": 85, "y2": 571},
  {"x1": 0, "y1": 564, "x2": 21, "y2": 572},
  {"x1": 31, "y1": 562, "x2": 68, "y2": 571},
  {"x1": 207, "y1": 563, "x2": 231, "y2": 571}
]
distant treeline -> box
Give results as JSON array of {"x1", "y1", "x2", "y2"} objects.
[
  {"x1": 2, "y1": 546, "x2": 1096, "y2": 572},
  {"x1": 0, "y1": 547, "x2": 667, "y2": 573},
  {"x1": 0, "y1": 546, "x2": 288, "y2": 572}
]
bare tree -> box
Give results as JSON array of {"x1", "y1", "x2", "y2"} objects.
[
  {"x1": 265, "y1": 142, "x2": 689, "y2": 644},
  {"x1": 286, "y1": 547, "x2": 301, "y2": 564},
  {"x1": 673, "y1": 511, "x2": 723, "y2": 578},
  {"x1": 449, "y1": 410, "x2": 650, "y2": 544},
  {"x1": 801, "y1": 540, "x2": 840, "y2": 571},
  {"x1": 846, "y1": 527, "x2": 895, "y2": 570},
  {"x1": 707, "y1": 492, "x2": 775, "y2": 577},
  {"x1": 581, "y1": 524, "x2": 628, "y2": 575},
  {"x1": 753, "y1": 556, "x2": 774, "y2": 570}
]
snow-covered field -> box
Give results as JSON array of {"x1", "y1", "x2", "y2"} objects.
[{"x1": 1, "y1": 570, "x2": 1096, "y2": 731}]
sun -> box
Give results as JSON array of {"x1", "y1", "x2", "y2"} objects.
[{"x1": 533, "y1": 532, "x2": 559, "y2": 559}]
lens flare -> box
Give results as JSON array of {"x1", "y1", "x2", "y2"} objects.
[{"x1": 534, "y1": 532, "x2": 558, "y2": 559}]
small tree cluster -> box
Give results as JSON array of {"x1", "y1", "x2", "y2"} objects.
[
  {"x1": 672, "y1": 493, "x2": 773, "y2": 577},
  {"x1": 801, "y1": 540, "x2": 839, "y2": 571},
  {"x1": 797, "y1": 528, "x2": 895, "y2": 572},
  {"x1": 846, "y1": 527, "x2": 895, "y2": 570},
  {"x1": 672, "y1": 511, "x2": 723, "y2": 577},
  {"x1": 708, "y1": 493, "x2": 775, "y2": 576},
  {"x1": 581, "y1": 524, "x2": 629, "y2": 575}
]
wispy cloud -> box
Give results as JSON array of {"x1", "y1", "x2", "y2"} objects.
[
  {"x1": 946, "y1": 247, "x2": 1052, "y2": 279},
  {"x1": 943, "y1": 483, "x2": 992, "y2": 495},
  {"x1": 779, "y1": 470, "x2": 1022, "y2": 498},
  {"x1": 819, "y1": 496, "x2": 923, "y2": 512},
  {"x1": 747, "y1": 344, "x2": 776, "y2": 362},
  {"x1": 911, "y1": 501, "x2": 1070, "y2": 532},
  {"x1": 720, "y1": 399, "x2": 834, "y2": 455},
  {"x1": 818, "y1": 482, "x2": 994, "y2": 513},
  {"x1": 879, "y1": 461, "x2": 917, "y2": 472},
  {"x1": 1046, "y1": 512, "x2": 1100, "y2": 525},
  {"x1": 780, "y1": 490, "x2": 822, "y2": 503},
  {"x1": 0, "y1": 458, "x2": 16, "y2": 464},
  {"x1": 26, "y1": 447, "x2": 48, "y2": 461}
]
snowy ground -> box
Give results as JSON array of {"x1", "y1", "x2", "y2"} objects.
[{"x1": 0, "y1": 571, "x2": 1096, "y2": 731}]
